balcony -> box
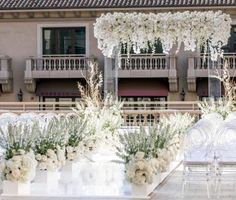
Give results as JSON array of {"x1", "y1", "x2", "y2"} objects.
[
  {"x1": 187, "y1": 53, "x2": 236, "y2": 92},
  {"x1": 119, "y1": 54, "x2": 176, "y2": 77},
  {"x1": 119, "y1": 54, "x2": 178, "y2": 92},
  {"x1": 24, "y1": 55, "x2": 94, "y2": 92},
  {"x1": 0, "y1": 56, "x2": 12, "y2": 93}
]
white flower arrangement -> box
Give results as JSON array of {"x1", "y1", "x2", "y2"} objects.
[
  {"x1": 126, "y1": 152, "x2": 154, "y2": 185},
  {"x1": 34, "y1": 116, "x2": 67, "y2": 171},
  {"x1": 94, "y1": 11, "x2": 231, "y2": 61},
  {"x1": 73, "y1": 61, "x2": 123, "y2": 156},
  {"x1": 65, "y1": 146, "x2": 80, "y2": 161},
  {"x1": 0, "y1": 122, "x2": 38, "y2": 183},
  {"x1": 198, "y1": 98, "x2": 232, "y2": 119},
  {"x1": 35, "y1": 146, "x2": 64, "y2": 171},
  {"x1": 117, "y1": 113, "x2": 194, "y2": 184},
  {"x1": 65, "y1": 114, "x2": 88, "y2": 161},
  {"x1": 198, "y1": 62, "x2": 236, "y2": 119}
]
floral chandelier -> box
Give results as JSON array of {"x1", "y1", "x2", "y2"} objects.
[{"x1": 94, "y1": 11, "x2": 231, "y2": 61}]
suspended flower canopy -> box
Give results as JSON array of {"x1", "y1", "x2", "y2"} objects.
[{"x1": 94, "y1": 11, "x2": 231, "y2": 61}]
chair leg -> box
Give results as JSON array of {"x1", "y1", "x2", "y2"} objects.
[
  {"x1": 206, "y1": 179, "x2": 210, "y2": 199},
  {"x1": 182, "y1": 165, "x2": 187, "y2": 196},
  {"x1": 206, "y1": 166, "x2": 211, "y2": 199}
]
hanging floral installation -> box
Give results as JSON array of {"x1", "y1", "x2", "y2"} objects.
[{"x1": 94, "y1": 11, "x2": 231, "y2": 61}]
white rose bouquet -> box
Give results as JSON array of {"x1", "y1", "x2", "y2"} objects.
[
  {"x1": 2, "y1": 150, "x2": 37, "y2": 182},
  {"x1": 0, "y1": 121, "x2": 38, "y2": 183},
  {"x1": 117, "y1": 113, "x2": 194, "y2": 181},
  {"x1": 126, "y1": 152, "x2": 154, "y2": 185}
]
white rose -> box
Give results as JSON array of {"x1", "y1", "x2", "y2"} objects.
[
  {"x1": 22, "y1": 156, "x2": 33, "y2": 168},
  {"x1": 12, "y1": 155, "x2": 21, "y2": 163},
  {"x1": 135, "y1": 152, "x2": 145, "y2": 160},
  {"x1": 11, "y1": 169, "x2": 21, "y2": 179},
  {"x1": 6, "y1": 160, "x2": 15, "y2": 169},
  {"x1": 66, "y1": 146, "x2": 74, "y2": 153},
  {"x1": 47, "y1": 149, "x2": 55, "y2": 157},
  {"x1": 38, "y1": 161, "x2": 47, "y2": 170},
  {"x1": 47, "y1": 159, "x2": 57, "y2": 171},
  {"x1": 35, "y1": 154, "x2": 42, "y2": 161},
  {"x1": 41, "y1": 155, "x2": 47, "y2": 162}
]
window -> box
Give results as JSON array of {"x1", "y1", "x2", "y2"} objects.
[
  {"x1": 220, "y1": 25, "x2": 236, "y2": 53},
  {"x1": 43, "y1": 27, "x2": 86, "y2": 55}
]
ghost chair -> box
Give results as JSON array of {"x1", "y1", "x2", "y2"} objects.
[
  {"x1": 182, "y1": 118, "x2": 222, "y2": 198},
  {"x1": 202, "y1": 113, "x2": 224, "y2": 121},
  {"x1": 214, "y1": 121, "x2": 236, "y2": 196}
]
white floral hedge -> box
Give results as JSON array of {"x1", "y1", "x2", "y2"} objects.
[
  {"x1": 94, "y1": 11, "x2": 231, "y2": 61},
  {"x1": 116, "y1": 113, "x2": 195, "y2": 185}
]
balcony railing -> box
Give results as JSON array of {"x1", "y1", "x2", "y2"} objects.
[
  {"x1": 194, "y1": 53, "x2": 236, "y2": 70},
  {"x1": 119, "y1": 54, "x2": 176, "y2": 78},
  {"x1": 188, "y1": 53, "x2": 236, "y2": 78},
  {"x1": 28, "y1": 55, "x2": 93, "y2": 71},
  {"x1": 25, "y1": 55, "x2": 95, "y2": 79},
  {"x1": 120, "y1": 54, "x2": 168, "y2": 70}
]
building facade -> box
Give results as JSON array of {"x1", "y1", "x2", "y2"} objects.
[{"x1": 0, "y1": 0, "x2": 235, "y2": 102}]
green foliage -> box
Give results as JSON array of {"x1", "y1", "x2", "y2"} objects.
[
  {"x1": 34, "y1": 116, "x2": 68, "y2": 155},
  {"x1": 0, "y1": 122, "x2": 39, "y2": 160},
  {"x1": 66, "y1": 114, "x2": 87, "y2": 147},
  {"x1": 116, "y1": 113, "x2": 194, "y2": 163}
]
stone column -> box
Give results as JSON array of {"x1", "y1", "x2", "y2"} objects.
[{"x1": 208, "y1": 58, "x2": 221, "y2": 98}]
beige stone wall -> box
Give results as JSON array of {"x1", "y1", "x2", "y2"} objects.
[
  {"x1": 0, "y1": 11, "x2": 233, "y2": 102},
  {"x1": 0, "y1": 19, "x2": 104, "y2": 102},
  {"x1": 0, "y1": 22, "x2": 37, "y2": 101}
]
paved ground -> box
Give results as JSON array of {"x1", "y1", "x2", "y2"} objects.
[{"x1": 151, "y1": 165, "x2": 236, "y2": 200}]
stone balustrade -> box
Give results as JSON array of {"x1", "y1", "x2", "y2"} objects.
[
  {"x1": 118, "y1": 54, "x2": 178, "y2": 91},
  {"x1": 187, "y1": 53, "x2": 236, "y2": 92},
  {"x1": 24, "y1": 55, "x2": 95, "y2": 92}
]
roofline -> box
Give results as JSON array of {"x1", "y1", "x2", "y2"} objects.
[{"x1": 0, "y1": 5, "x2": 235, "y2": 13}]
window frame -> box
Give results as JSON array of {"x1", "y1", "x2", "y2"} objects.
[{"x1": 37, "y1": 23, "x2": 90, "y2": 57}]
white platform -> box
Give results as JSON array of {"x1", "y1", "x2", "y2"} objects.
[{"x1": 1, "y1": 160, "x2": 180, "y2": 200}]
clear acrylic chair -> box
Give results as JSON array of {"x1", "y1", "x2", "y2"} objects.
[
  {"x1": 202, "y1": 113, "x2": 224, "y2": 121},
  {"x1": 214, "y1": 120, "x2": 236, "y2": 196},
  {"x1": 182, "y1": 117, "x2": 223, "y2": 198}
]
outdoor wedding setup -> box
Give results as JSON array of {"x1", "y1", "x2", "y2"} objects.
[{"x1": 0, "y1": 10, "x2": 234, "y2": 200}]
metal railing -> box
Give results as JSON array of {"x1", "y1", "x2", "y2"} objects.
[
  {"x1": 120, "y1": 54, "x2": 168, "y2": 70},
  {"x1": 0, "y1": 101, "x2": 201, "y2": 126}
]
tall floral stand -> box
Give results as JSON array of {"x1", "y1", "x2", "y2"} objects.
[
  {"x1": 60, "y1": 161, "x2": 79, "y2": 181},
  {"x1": 2, "y1": 181, "x2": 31, "y2": 195},
  {"x1": 34, "y1": 169, "x2": 59, "y2": 191}
]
